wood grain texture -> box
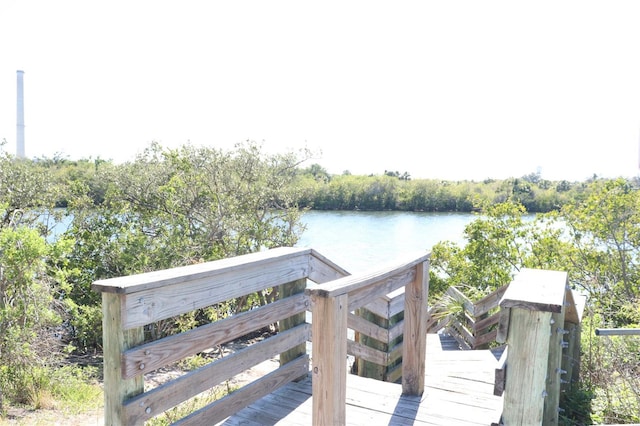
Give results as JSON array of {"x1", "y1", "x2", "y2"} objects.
[
  {"x1": 306, "y1": 251, "x2": 430, "y2": 298},
  {"x1": 122, "y1": 293, "x2": 308, "y2": 379},
  {"x1": 93, "y1": 247, "x2": 310, "y2": 294},
  {"x1": 311, "y1": 292, "x2": 348, "y2": 425},
  {"x1": 102, "y1": 293, "x2": 144, "y2": 426},
  {"x1": 124, "y1": 325, "x2": 310, "y2": 424},
  {"x1": 176, "y1": 355, "x2": 309, "y2": 426},
  {"x1": 121, "y1": 255, "x2": 310, "y2": 328},
  {"x1": 502, "y1": 308, "x2": 552, "y2": 425},
  {"x1": 473, "y1": 285, "x2": 508, "y2": 317},
  {"x1": 402, "y1": 261, "x2": 428, "y2": 396},
  {"x1": 500, "y1": 268, "x2": 568, "y2": 313},
  {"x1": 278, "y1": 279, "x2": 308, "y2": 369},
  {"x1": 347, "y1": 268, "x2": 415, "y2": 312},
  {"x1": 218, "y1": 334, "x2": 503, "y2": 426},
  {"x1": 308, "y1": 249, "x2": 350, "y2": 283},
  {"x1": 544, "y1": 308, "x2": 565, "y2": 425}
]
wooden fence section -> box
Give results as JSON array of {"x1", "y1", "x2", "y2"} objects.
[
  {"x1": 306, "y1": 252, "x2": 431, "y2": 426},
  {"x1": 92, "y1": 247, "x2": 349, "y2": 426},
  {"x1": 494, "y1": 268, "x2": 586, "y2": 426},
  {"x1": 349, "y1": 282, "x2": 507, "y2": 383},
  {"x1": 433, "y1": 285, "x2": 508, "y2": 350}
]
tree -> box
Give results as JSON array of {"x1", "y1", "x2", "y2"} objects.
[{"x1": 63, "y1": 141, "x2": 312, "y2": 349}]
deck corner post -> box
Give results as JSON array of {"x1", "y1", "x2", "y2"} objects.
[
  {"x1": 102, "y1": 292, "x2": 144, "y2": 426},
  {"x1": 310, "y1": 291, "x2": 348, "y2": 426},
  {"x1": 402, "y1": 258, "x2": 429, "y2": 396},
  {"x1": 500, "y1": 269, "x2": 569, "y2": 426},
  {"x1": 544, "y1": 308, "x2": 566, "y2": 425},
  {"x1": 278, "y1": 278, "x2": 308, "y2": 369}
]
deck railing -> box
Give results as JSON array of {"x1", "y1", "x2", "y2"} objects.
[
  {"x1": 93, "y1": 246, "x2": 430, "y2": 426},
  {"x1": 94, "y1": 244, "x2": 583, "y2": 426},
  {"x1": 350, "y1": 283, "x2": 506, "y2": 383},
  {"x1": 427, "y1": 285, "x2": 508, "y2": 350},
  {"x1": 306, "y1": 251, "x2": 431, "y2": 425},
  {"x1": 92, "y1": 247, "x2": 349, "y2": 426}
]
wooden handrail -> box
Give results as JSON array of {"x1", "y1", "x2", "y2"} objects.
[
  {"x1": 305, "y1": 251, "x2": 430, "y2": 426},
  {"x1": 427, "y1": 284, "x2": 507, "y2": 350},
  {"x1": 308, "y1": 251, "x2": 430, "y2": 298},
  {"x1": 93, "y1": 247, "x2": 349, "y2": 425}
]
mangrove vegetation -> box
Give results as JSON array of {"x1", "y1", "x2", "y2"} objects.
[{"x1": 0, "y1": 140, "x2": 638, "y2": 424}]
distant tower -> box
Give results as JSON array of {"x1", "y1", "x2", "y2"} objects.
[{"x1": 16, "y1": 70, "x2": 25, "y2": 158}]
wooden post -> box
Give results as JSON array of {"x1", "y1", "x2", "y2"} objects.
[
  {"x1": 402, "y1": 259, "x2": 428, "y2": 395},
  {"x1": 500, "y1": 269, "x2": 568, "y2": 426},
  {"x1": 502, "y1": 308, "x2": 552, "y2": 425},
  {"x1": 278, "y1": 278, "x2": 307, "y2": 368},
  {"x1": 353, "y1": 305, "x2": 403, "y2": 381},
  {"x1": 563, "y1": 290, "x2": 585, "y2": 394},
  {"x1": 569, "y1": 321, "x2": 582, "y2": 389},
  {"x1": 354, "y1": 307, "x2": 387, "y2": 380},
  {"x1": 544, "y1": 308, "x2": 565, "y2": 425},
  {"x1": 310, "y1": 292, "x2": 348, "y2": 426},
  {"x1": 102, "y1": 293, "x2": 144, "y2": 426}
]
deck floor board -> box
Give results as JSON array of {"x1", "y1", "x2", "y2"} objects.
[{"x1": 218, "y1": 334, "x2": 503, "y2": 425}]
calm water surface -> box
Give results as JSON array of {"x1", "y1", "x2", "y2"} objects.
[{"x1": 295, "y1": 211, "x2": 476, "y2": 274}]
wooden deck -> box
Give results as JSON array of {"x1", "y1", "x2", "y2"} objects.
[{"x1": 219, "y1": 334, "x2": 503, "y2": 425}]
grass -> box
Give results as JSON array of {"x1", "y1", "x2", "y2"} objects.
[{"x1": 0, "y1": 365, "x2": 103, "y2": 425}]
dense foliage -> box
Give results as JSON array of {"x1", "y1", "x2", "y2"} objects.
[
  {"x1": 0, "y1": 140, "x2": 310, "y2": 412},
  {"x1": 295, "y1": 165, "x2": 591, "y2": 213},
  {"x1": 431, "y1": 181, "x2": 640, "y2": 424},
  {"x1": 0, "y1": 140, "x2": 638, "y2": 422}
]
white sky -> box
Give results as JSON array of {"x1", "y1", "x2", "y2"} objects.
[{"x1": 1, "y1": 1, "x2": 640, "y2": 181}]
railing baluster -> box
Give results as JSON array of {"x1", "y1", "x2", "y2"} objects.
[
  {"x1": 310, "y1": 292, "x2": 348, "y2": 426},
  {"x1": 102, "y1": 292, "x2": 144, "y2": 426},
  {"x1": 401, "y1": 259, "x2": 429, "y2": 396}
]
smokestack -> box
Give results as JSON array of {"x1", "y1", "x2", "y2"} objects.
[{"x1": 16, "y1": 70, "x2": 25, "y2": 158}]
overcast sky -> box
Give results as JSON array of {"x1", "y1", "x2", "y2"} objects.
[{"x1": 1, "y1": 1, "x2": 640, "y2": 181}]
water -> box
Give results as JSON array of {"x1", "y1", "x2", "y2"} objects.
[
  {"x1": 48, "y1": 209, "x2": 478, "y2": 274},
  {"x1": 295, "y1": 210, "x2": 476, "y2": 274}
]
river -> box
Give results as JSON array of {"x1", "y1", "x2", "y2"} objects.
[
  {"x1": 49, "y1": 209, "x2": 478, "y2": 273},
  {"x1": 295, "y1": 210, "x2": 476, "y2": 274}
]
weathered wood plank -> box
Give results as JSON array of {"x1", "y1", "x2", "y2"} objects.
[
  {"x1": 93, "y1": 246, "x2": 310, "y2": 294},
  {"x1": 473, "y1": 328, "x2": 498, "y2": 348},
  {"x1": 175, "y1": 355, "x2": 309, "y2": 426},
  {"x1": 306, "y1": 251, "x2": 430, "y2": 298},
  {"x1": 473, "y1": 285, "x2": 508, "y2": 318},
  {"x1": 347, "y1": 340, "x2": 387, "y2": 366},
  {"x1": 124, "y1": 325, "x2": 309, "y2": 424},
  {"x1": 122, "y1": 293, "x2": 307, "y2": 379},
  {"x1": 496, "y1": 307, "x2": 510, "y2": 343},
  {"x1": 389, "y1": 320, "x2": 405, "y2": 342},
  {"x1": 347, "y1": 312, "x2": 389, "y2": 342},
  {"x1": 278, "y1": 279, "x2": 307, "y2": 370},
  {"x1": 310, "y1": 292, "x2": 348, "y2": 425},
  {"x1": 347, "y1": 268, "x2": 415, "y2": 312},
  {"x1": 402, "y1": 260, "x2": 428, "y2": 396},
  {"x1": 220, "y1": 333, "x2": 503, "y2": 426},
  {"x1": 120, "y1": 254, "x2": 311, "y2": 329},
  {"x1": 364, "y1": 287, "x2": 405, "y2": 318},
  {"x1": 544, "y1": 308, "x2": 565, "y2": 425},
  {"x1": 500, "y1": 268, "x2": 568, "y2": 313},
  {"x1": 449, "y1": 320, "x2": 474, "y2": 349},
  {"x1": 473, "y1": 311, "x2": 499, "y2": 334},
  {"x1": 494, "y1": 346, "x2": 508, "y2": 396},
  {"x1": 502, "y1": 308, "x2": 552, "y2": 425},
  {"x1": 102, "y1": 293, "x2": 144, "y2": 426},
  {"x1": 308, "y1": 249, "x2": 350, "y2": 283}
]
